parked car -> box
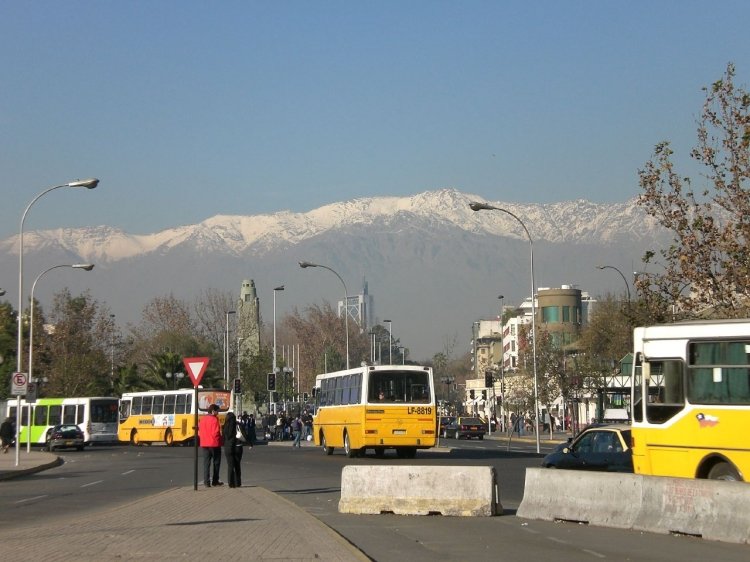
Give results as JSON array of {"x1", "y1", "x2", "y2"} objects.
[
  {"x1": 46, "y1": 424, "x2": 85, "y2": 452},
  {"x1": 443, "y1": 416, "x2": 486, "y2": 440},
  {"x1": 541, "y1": 424, "x2": 632, "y2": 472}
]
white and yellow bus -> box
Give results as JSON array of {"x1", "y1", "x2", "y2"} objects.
[
  {"x1": 631, "y1": 319, "x2": 750, "y2": 481},
  {"x1": 118, "y1": 389, "x2": 231, "y2": 446},
  {"x1": 312, "y1": 364, "x2": 437, "y2": 458}
]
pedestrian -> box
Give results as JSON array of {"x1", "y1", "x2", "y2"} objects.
[
  {"x1": 291, "y1": 415, "x2": 302, "y2": 447},
  {"x1": 1, "y1": 417, "x2": 14, "y2": 453},
  {"x1": 302, "y1": 411, "x2": 313, "y2": 441},
  {"x1": 198, "y1": 404, "x2": 223, "y2": 487},
  {"x1": 247, "y1": 413, "x2": 257, "y2": 446},
  {"x1": 222, "y1": 411, "x2": 245, "y2": 488}
]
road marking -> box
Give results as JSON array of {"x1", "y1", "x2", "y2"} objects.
[
  {"x1": 80, "y1": 480, "x2": 104, "y2": 488},
  {"x1": 547, "y1": 536, "x2": 570, "y2": 545},
  {"x1": 582, "y1": 549, "x2": 606, "y2": 558},
  {"x1": 15, "y1": 495, "x2": 48, "y2": 504},
  {"x1": 121, "y1": 470, "x2": 135, "y2": 476}
]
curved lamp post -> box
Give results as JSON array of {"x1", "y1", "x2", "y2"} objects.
[
  {"x1": 596, "y1": 265, "x2": 631, "y2": 302},
  {"x1": 469, "y1": 201, "x2": 541, "y2": 454},
  {"x1": 25, "y1": 263, "x2": 94, "y2": 455},
  {"x1": 17, "y1": 178, "x2": 99, "y2": 378},
  {"x1": 299, "y1": 261, "x2": 350, "y2": 369}
]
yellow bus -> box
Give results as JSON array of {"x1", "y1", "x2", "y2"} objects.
[
  {"x1": 312, "y1": 364, "x2": 437, "y2": 458},
  {"x1": 118, "y1": 389, "x2": 231, "y2": 446},
  {"x1": 631, "y1": 319, "x2": 750, "y2": 481}
]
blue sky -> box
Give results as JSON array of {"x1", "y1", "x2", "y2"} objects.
[{"x1": 0, "y1": 1, "x2": 747, "y2": 240}]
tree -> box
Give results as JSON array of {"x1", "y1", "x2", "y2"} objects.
[
  {"x1": 43, "y1": 289, "x2": 111, "y2": 396},
  {"x1": 637, "y1": 63, "x2": 750, "y2": 319},
  {"x1": 0, "y1": 300, "x2": 17, "y2": 400}
]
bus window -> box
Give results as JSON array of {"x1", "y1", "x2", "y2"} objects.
[
  {"x1": 119, "y1": 401, "x2": 131, "y2": 421},
  {"x1": 21, "y1": 405, "x2": 30, "y2": 426},
  {"x1": 164, "y1": 394, "x2": 176, "y2": 414},
  {"x1": 34, "y1": 406, "x2": 48, "y2": 426},
  {"x1": 77, "y1": 405, "x2": 85, "y2": 425},
  {"x1": 176, "y1": 394, "x2": 187, "y2": 414},
  {"x1": 688, "y1": 341, "x2": 750, "y2": 404},
  {"x1": 646, "y1": 359, "x2": 684, "y2": 424},
  {"x1": 152, "y1": 395, "x2": 164, "y2": 415},
  {"x1": 141, "y1": 396, "x2": 153, "y2": 415},
  {"x1": 132, "y1": 396, "x2": 142, "y2": 415},
  {"x1": 49, "y1": 405, "x2": 62, "y2": 426}
]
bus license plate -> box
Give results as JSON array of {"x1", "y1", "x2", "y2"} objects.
[{"x1": 392, "y1": 429, "x2": 406, "y2": 435}]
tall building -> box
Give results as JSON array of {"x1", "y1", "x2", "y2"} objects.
[
  {"x1": 337, "y1": 276, "x2": 373, "y2": 332},
  {"x1": 237, "y1": 279, "x2": 261, "y2": 358}
]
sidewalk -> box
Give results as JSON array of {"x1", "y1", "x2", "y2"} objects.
[{"x1": 0, "y1": 449, "x2": 368, "y2": 561}]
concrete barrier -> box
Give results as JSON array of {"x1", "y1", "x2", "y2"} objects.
[
  {"x1": 517, "y1": 468, "x2": 750, "y2": 544},
  {"x1": 338, "y1": 465, "x2": 501, "y2": 516}
]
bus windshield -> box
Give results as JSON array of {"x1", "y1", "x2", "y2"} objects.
[{"x1": 368, "y1": 369, "x2": 431, "y2": 403}]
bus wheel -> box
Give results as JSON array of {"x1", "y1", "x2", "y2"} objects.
[
  {"x1": 321, "y1": 432, "x2": 334, "y2": 455},
  {"x1": 343, "y1": 432, "x2": 358, "y2": 458},
  {"x1": 130, "y1": 430, "x2": 141, "y2": 446},
  {"x1": 708, "y1": 461, "x2": 742, "y2": 481},
  {"x1": 164, "y1": 429, "x2": 174, "y2": 447}
]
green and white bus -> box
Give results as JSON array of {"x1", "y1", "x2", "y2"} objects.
[{"x1": 6, "y1": 397, "x2": 120, "y2": 446}]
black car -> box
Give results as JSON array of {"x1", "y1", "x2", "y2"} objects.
[
  {"x1": 541, "y1": 425, "x2": 632, "y2": 472},
  {"x1": 443, "y1": 416, "x2": 486, "y2": 440},
  {"x1": 46, "y1": 424, "x2": 85, "y2": 452}
]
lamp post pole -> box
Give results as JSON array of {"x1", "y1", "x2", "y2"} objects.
[
  {"x1": 498, "y1": 294, "x2": 504, "y2": 432},
  {"x1": 596, "y1": 265, "x2": 631, "y2": 302},
  {"x1": 225, "y1": 310, "x2": 235, "y2": 389},
  {"x1": 469, "y1": 201, "x2": 541, "y2": 454},
  {"x1": 273, "y1": 286, "x2": 284, "y2": 376},
  {"x1": 390, "y1": 322, "x2": 394, "y2": 364},
  {"x1": 299, "y1": 262, "x2": 349, "y2": 369},
  {"x1": 17, "y1": 179, "x2": 99, "y2": 378},
  {"x1": 110, "y1": 314, "x2": 116, "y2": 394},
  {"x1": 26, "y1": 263, "x2": 94, "y2": 456}
]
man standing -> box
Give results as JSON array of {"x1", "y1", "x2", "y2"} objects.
[{"x1": 198, "y1": 404, "x2": 223, "y2": 487}]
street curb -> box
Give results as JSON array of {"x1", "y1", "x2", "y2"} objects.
[{"x1": 0, "y1": 455, "x2": 63, "y2": 481}]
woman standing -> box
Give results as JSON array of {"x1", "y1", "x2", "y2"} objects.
[{"x1": 222, "y1": 411, "x2": 245, "y2": 488}]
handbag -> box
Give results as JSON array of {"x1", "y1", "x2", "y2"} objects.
[{"x1": 236, "y1": 424, "x2": 247, "y2": 443}]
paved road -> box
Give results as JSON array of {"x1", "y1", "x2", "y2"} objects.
[{"x1": 2, "y1": 438, "x2": 749, "y2": 561}]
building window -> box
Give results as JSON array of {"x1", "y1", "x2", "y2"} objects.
[
  {"x1": 542, "y1": 306, "x2": 560, "y2": 323},
  {"x1": 562, "y1": 306, "x2": 570, "y2": 322}
]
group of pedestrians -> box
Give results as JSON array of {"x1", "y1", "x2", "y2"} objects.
[
  {"x1": 198, "y1": 405, "x2": 256, "y2": 489},
  {"x1": 262, "y1": 410, "x2": 313, "y2": 443}
]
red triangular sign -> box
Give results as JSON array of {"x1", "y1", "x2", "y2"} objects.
[{"x1": 183, "y1": 357, "x2": 210, "y2": 387}]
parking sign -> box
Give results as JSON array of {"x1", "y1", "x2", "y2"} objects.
[{"x1": 11, "y1": 372, "x2": 28, "y2": 396}]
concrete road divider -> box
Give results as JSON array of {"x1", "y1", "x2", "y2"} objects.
[
  {"x1": 517, "y1": 468, "x2": 750, "y2": 544},
  {"x1": 338, "y1": 465, "x2": 501, "y2": 516}
]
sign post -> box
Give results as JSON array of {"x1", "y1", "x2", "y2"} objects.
[
  {"x1": 11, "y1": 372, "x2": 28, "y2": 467},
  {"x1": 183, "y1": 357, "x2": 209, "y2": 491}
]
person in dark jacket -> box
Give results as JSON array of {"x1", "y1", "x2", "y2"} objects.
[
  {"x1": 1, "y1": 417, "x2": 14, "y2": 453},
  {"x1": 222, "y1": 411, "x2": 245, "y2": 488}
]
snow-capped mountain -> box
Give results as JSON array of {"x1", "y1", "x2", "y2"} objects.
[{"x1": 0, "y1": 189, "x2": 665, "y2": 360}]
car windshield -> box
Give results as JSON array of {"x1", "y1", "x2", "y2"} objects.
[{"x1": 57, "y1": 425, "x2": 79, "y2": 432}]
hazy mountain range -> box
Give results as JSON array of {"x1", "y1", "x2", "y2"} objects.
[{"x1": 0, "y1": 188, "x2": 666, "y2": 361}]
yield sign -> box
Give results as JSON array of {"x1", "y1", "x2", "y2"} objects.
[{"x1": 183, "y1": 357, "x2": 210, "y2": 387}]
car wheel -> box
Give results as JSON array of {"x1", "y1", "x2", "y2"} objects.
[
  {"x1": 321, "y1": 432, "x2": 333, "y2": 455},
  {"x1": 76, "y1": 446, "x2": 84, "y2": 451},
  {"x1": 708, "y1": 461, "x2": 742, "y2": 481},
  {"x1": 479, "y1": 435, "x2": 484, "y2": 440},
  {"x1": 164, "y1": 429, "x2": 174, "y2": 447}
]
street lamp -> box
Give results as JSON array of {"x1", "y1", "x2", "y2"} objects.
[
  {"x1": 383, "y1": 319, "x2": 393, "y2": 364},
  {"x1": 299, "y1": 261, "x2": 350, "y2": 369},
  {"x1": 17, "y1": 178, "x2": 99, "y2": 378},
  {"x1": 469, "y1": 201, "x2": 541, "y2": 454},
  {"x1": 166, "y1": 371, "x2": 185, "y2": 390},
  {"x1": 273, "y1": 286, "x2": 284, "y2": 375},
  {"x1": 224, "y1": 310, "x2": 235, "y2": 388},
  {"x1": 26, "y1": 263, "x2": 94, "y2": 454},
  {"x1": 0, "y1": 288, "x2": 5, "y2": 296},
  {"x1": 596, "y1": 265, "x2": 631, "y2": 302}
]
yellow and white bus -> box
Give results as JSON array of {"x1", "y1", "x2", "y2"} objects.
[
  {"x1": 118, "y1": 389, "x2": 231, "y2": 446},
  {"x1": 631, "y1": 319, "x2": 750, "y2": 481},
  {"x1": 312, "y1": 364, "x2": 437, "y2": 458}
]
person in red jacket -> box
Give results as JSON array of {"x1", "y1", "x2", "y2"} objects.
[{"x1": 198, "y1": 404, "x2": 223, "y2": 487}]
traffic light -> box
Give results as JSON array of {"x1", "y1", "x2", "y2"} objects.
[
  {"x1": 233, "y1": 378, "x2": 242, "y2": 394},
  {"x1": 469, "y1": 389, "x2": 475, "y2": 399},
  {"x1": 484, "y1": 370, "x2": 493, "y2": 388},
  {"x1": 267, "y1": 372, "x2": 276, "y2": 391}
]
